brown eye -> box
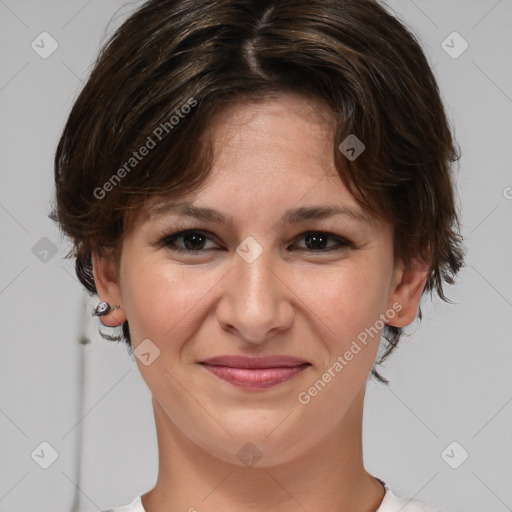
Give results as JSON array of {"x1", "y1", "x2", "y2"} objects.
[
  {"x1": 163, "y1": 230, "x2": 219, "y2": 253},
  {"x1": 159, "y1": 228, "x2": 353, "y2": 255},
  {"x1": 293, "y1": 232, "x2": 353, "y2": 252}
]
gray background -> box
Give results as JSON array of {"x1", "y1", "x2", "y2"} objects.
[{"x1": 0, "y1": 0, "x2": 511, "y2": 511}]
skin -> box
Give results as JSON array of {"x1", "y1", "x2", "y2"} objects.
[{"x1": 93, "y1": 93, "x2": 428, "y2": 512}]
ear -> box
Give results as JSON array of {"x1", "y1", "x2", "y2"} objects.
[
  {"x1": 386, "y1": 257, "x2": 430, "y2": 328},
  {"x1": 91, "y1": 250, "x2": 127, "y2": 327}
]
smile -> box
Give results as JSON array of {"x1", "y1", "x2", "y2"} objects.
[
  {"x1": 199, "y1": 364, "x2": 311, "y2": 389},
  {"x1": 198, "y1": 356, "x2": 311, "y2": 390}
]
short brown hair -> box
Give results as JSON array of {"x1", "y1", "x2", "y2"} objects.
[{"x1": 51, "y1": 0, "x2": 464, "y2": 383}]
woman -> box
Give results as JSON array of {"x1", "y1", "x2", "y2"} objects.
[{"x1": 52, "y1": 0, "x2": 464, "y2": 510}]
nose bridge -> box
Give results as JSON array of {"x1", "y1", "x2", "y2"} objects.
[
  {"x1": 233, "y1": 241, "x2": 278, "y2": 310},
  {"x1": 216, "y1": 239, "x2": 293, "y2": 342}
]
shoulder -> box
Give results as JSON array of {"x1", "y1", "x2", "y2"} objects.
[
  {"x1": 102, "y1": 494, "x2": 145, "y2": 512},
  {"x1": 377, "y1": 479, "x2": 443, "y2": 512},
  {"x1": 104, "y1": 485, "x2": 443, "y2": 512}
]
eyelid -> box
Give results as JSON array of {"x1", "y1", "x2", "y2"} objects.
[
  {"x1": 159, "y1": 228, "x2": 221, "y2": 251},
  {"x1": 157, "y1": 224, "x2": 355, "y2": 253}
]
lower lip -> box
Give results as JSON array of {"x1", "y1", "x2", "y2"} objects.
[{"x1": 200, "y1": 364, "x2": 310, "y2": 389}]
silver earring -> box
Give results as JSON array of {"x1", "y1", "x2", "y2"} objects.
[{"x1": 92, "y1": 301, "x2": 120, "y2": 317}]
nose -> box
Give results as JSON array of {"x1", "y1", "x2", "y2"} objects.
[{"x1": 215, "y1": 243, "x2": 294, "y2": 345}]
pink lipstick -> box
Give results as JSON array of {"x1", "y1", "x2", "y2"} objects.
[{"x1": 199, "y1": 355, "x2": 311, "y2": 390}]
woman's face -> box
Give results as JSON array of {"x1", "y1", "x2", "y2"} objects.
[{"x1": 94, "y1": 93, "x2": 426, "y2": 467}]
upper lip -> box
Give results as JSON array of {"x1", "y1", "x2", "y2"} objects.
[{"x1": 199, "y1": 355, "x2": 310, "y2": 368}]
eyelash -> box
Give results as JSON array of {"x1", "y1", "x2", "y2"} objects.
[{"x1": 158, "y1": 225, "x2": 354, "y2": 255}]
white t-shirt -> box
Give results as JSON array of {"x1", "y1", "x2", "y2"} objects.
[{"x1": 103, "y1": 479, "x2": 442, "y2": 511}]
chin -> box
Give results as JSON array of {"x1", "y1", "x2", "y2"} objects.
[{"x1": 188, "y1": 421, "x2": 313, "y2": 469}]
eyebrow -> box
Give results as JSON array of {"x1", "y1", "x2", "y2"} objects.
[{"x1": 148, "y1": 201, "x2": 371, "y2": 228}]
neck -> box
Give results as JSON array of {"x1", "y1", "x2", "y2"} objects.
[{"x1": 141, "y1": 387, "x2": 385, "y2": 512}]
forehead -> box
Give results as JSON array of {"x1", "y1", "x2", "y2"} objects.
[
  {"x1": 205, "y1": 93, "x2": 338, "y2": 169},
  {"x1": 146, "y1": 200, "x2": 374, "y2": 228},
  {"x1": 187, "y1": 94, "x2": 343, "y2": 204},
  {"x1": 130, "y1": 93, "x2": 381, "y2": 231}
]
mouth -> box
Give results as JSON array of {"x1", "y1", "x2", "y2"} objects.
[{"x1": 198, "y1": 355, "x2": 311, "y2": 390}]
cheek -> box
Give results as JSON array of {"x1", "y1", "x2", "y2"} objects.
[
  {"x1": 293, "y1": 257, "x2": 393, "y2": 357},
  {"x1": 120, "y1": 255, "x2": 223, "y2": 344}
]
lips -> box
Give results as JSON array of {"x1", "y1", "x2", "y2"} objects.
[
  {"x1": 199, "y1": 355, "x2": 309, "y2": 368},
  {"x1": 198, "y1": 355, "x2": 311, "y2": 389}
]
